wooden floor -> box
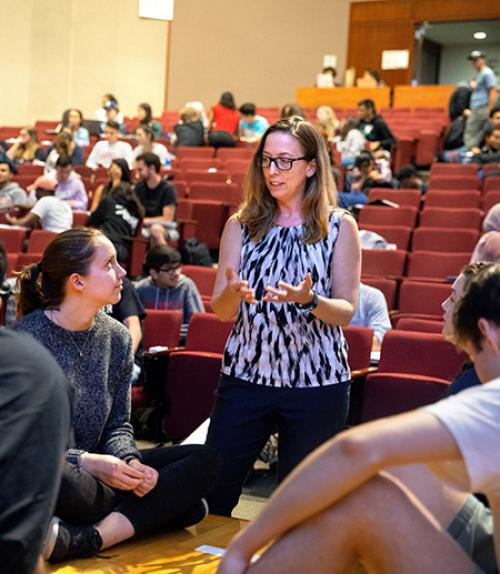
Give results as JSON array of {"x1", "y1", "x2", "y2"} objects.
[{"x1": 48, "y1": 515, "x2": 247, "y2": 574}]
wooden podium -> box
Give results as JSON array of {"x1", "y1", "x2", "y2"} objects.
[{"x1": 296, "y1": 87, "x2": 391, "y2": 110}]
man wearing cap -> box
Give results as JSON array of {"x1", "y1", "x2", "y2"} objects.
[
  {"x1": 6, "y1": 177, "x2": 73, "y2": 233},
  {"x1": 463, "y1": 50, "x2": 498, "y2": 149},
  {"x1": 100, "y1": 101, "x2": 126, "y2": 135}
]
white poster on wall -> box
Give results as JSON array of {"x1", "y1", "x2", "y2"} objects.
[
  {"x1": 138, "y1": 0, "x2": 174, "y2": 21},
  {"x1": 381, "y1": 50, "x2": 409, "y2": 70},
  {"x1": 323, "y1": 54, "x2": 337, "y2": 69}
]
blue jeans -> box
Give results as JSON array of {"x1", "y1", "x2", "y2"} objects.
[
  {"x1": 338, "y1": 191, "x2": 368, "y2": 209},
  {"x1": 206, "y1": 374, "x2": 350, "y2": 516}
]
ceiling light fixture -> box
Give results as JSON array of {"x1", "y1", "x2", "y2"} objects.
[{"x1": 474, "y1": 32, "x2": 487, "y2": 40}]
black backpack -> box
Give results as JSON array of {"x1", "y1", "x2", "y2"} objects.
[{"x1": 179, "y1": 237, "x2": 213, "y2": 267}]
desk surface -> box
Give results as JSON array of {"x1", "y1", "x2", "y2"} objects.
[{"x1": 48, "y1": 515, "x2": 246, "y2": 574}]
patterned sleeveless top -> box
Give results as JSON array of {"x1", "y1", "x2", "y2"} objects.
[{"x1": 222, "y1": 209, "x2": 350, "y2": 388}]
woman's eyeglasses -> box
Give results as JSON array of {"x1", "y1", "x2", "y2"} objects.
[{"x1": 256, "y1": 155, "x2": 310, "y2": 172}]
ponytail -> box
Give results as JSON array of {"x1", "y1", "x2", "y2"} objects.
[{"x1": 16, "y1": 262, "x2": 44, "y2": 316}]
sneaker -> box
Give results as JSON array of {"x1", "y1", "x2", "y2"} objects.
[
  {"x1": 43, "y1": 518, "x2": 103, "y2": 563},
  {"x1": 176, "y1": 498, "x2": 209, "y2": 528}
]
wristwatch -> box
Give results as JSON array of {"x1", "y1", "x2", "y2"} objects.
[
  {"x1": 296, "y1": 291, "x2": 319, "y2": 313},
  {"x1": 66, "y1": 449, "x2": 86, "y2": 471}
]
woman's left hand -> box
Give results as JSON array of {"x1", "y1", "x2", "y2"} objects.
[
  {"x1": 128, "y1": 459, "x2": 159, "y2": 497},
  {"x1": 264, "y1": 272, "x2": 314, "y2": 305}
]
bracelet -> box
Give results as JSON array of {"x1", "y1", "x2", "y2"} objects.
[{"x1": 296, "y1": 291, "x2": 319, "y2": 313}]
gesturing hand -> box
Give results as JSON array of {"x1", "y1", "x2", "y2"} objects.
[
  {"x1": 128, "y1": 459, "x2": 159, "y2": 497},
  {"x1": 225, "y1": 266, "x2": 257, "y2": 304},
  {"x1": 80, "y1": 453, "x2": 145, "y2": 490},
  {"x1": 264, "y1": 272, "x2": 314, "y2": 305}
]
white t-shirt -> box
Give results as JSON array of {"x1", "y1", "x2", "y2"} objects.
[
  {"x1": 31, "y1": 196, "x2": 73, "y2": 233},
  {"x1": 424, "y1": 378, "x2": 500, "y2": 506},
  {"x1": 132, "y1": 143, "x2": 173, "y2": 166},
  {"x1": 86, "y1": 140, "x2": 133, "y2": 169}
]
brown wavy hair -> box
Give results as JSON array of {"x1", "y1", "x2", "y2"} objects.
[{"x1": 238, "y1": 116, "x2": 337, "y2": 244}]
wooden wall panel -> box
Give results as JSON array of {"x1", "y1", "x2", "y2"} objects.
[{"x1": 348, "y1": 0, "x2": 500, "y2": 87}]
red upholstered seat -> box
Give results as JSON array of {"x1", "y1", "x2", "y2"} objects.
[
  {"x1": 482, "y1": 191, "x2": 500, "y2": 213},
  {"x1": 179, "y1": 158, "x2": 224, "y2": 171},
  {"x1": 0, "y1": 228, "x2": 27, "y2": 252},
  {"x1": 397, "y1": 280, "x2": 451, "y2": 317},
  {"x1": 189, "y1": 182, "x2": 242, "y2": 206},
  {"x1": 396, "y1": 318, "x2": 444, "y2": 333},
  {"x1": 407, "y1": 251, "x2": 471, "y2": 280},
  {"x1": 182, "y1": 265, "x2": 217, "y2": 297},
  {"x1": 175, "y1": 147, "x2": 215, "y2": 159},
  {"x1": 359, "y1": 224, "x2": 412, "y2": 250},
  {"x1": 343, "y1": 326, "x2": 373, "y2": 371},
  {"x1": 143, "y1": 310, "x2": 183, "y2": 350},
  {"x1": 430, "y1": 163, "x2": 479, "y2": 177},
  {"x1": 185, "y1": 312, "x2": 234, "y2": 353},
  {"x1": 411, "y1": 228, "x2": 479, "y2": 253},
  {"x1": 163, "y1": 351, "x2": 222, "y2": 442},
  {"x1": 367, "y1": 188, "x2": 422, "y2": 209},
  {"x1": 359, "y1": 206, "x2": 418, "y2": 228},
  {"x1": 419, "y1": 208, "x2": 482, "y2": 230},
  {"x1": 428, "y1": 175, "x2": 480, "y2": 190},
  {"x1": 423, "y1": 191, "x2": 481, "y2": 209},
  {"x1": 362, "y1": 277, "x2": 398, "y2": 310},
  {"x1": 361, "y1": 249, "x2": 407, "y2": 278},
  {"x1": 27, "y1": 230, "x2": 58, "y2": 253},
  {"x1": 216, "y1": 148, "x2": 253, "y2": 161}
]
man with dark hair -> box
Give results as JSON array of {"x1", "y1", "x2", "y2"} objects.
[
  {"x1": 134, "y1": 244, "x2": 203, "y2": 335},
  {"x1": 396, "y1": 164, "x2": 427, "y2": 192},
  {"x1": 86, "y1": 120, "x2": 132, "y2": 169},
  {"x1": 357, "y1": 98, "x2": 395, "y2": 152},
  {"x1": 135, "y1": 152, "x2": 177, "y2": 247},
  {"x1": 0, "y1": 159, "x2": 27, "y2": 208},
  {"x1": 463, "y1": 50, "x2": 498, "y2": 150},
  {"x1": 0, "y1": 244, "x2": 72, "y2": 574},
  {"x1": 53, "y1": 155, "x2": 88, "y2": 210},
  {"x1": 471, "y1": 125, "x2": 500, "y2": 165},
  {"x1": 239, "y1": 103, "x2": 269, "y2": 142}
]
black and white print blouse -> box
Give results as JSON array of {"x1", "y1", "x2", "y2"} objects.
[{"x1": 222, "y1": 209, "x2": 350, "y2": 388}]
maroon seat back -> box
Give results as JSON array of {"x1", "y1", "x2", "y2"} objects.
[
  {"x1": 407, "y1": 251, "x2": 471, "y2": 280},
  {"x1": 361, "y1": 249, "x2": 407, "y2": 277},
  {"x1": 343, "y1": 326, "x2": 373, "y2": 371},
  {"x1": 185, "y1": 312, "x2": 234, "y2": 353},
  {"x1": 143, "y1": 310, "x2": 183, "y2": 350}
]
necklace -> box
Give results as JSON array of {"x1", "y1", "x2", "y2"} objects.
[{"x1": 46, "y1": 310, "x2": 93, "y2": 358}]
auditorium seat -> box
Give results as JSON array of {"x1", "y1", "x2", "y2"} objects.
[
  {"x1": 367, "y1": 188, "x2": 422, "y2": 209},
  {"x1": 184, "y1": 170, "x2": 230, "y2": 184},
  {"x1": 343, "y1": 326, "x2": 373, "y2": 371},
  {"x1": 216, "y1": 148, "x2": 253, "y2": 160},
  {"x1": 359, "y1": 224, "x2": 412, "y2": 250},
  {"x1": 182, "y1": 200, "x2": 228, "y2": 249},
  {"x1": 358, "y1": 206, "x2": 418, "y2": 228},
  {"x1": 419, "y1": 208, "x2": 482, "y2": 230},
  {"x1": 72, "y1": 211, "x2": 89, "y2": 227},
  {"x1": 483, "y1": 176, "x2": 500, "y2": 193},
  {"x1": 182, "y1": 265, "x2": 217, "y2": 297},
  {"x1": 17, "y1": 164, "x2": 43, "y2": 176},
  {"x1": 361, "y1": 249, "x2": 407, "y2": 277},
  {"x1": 223, "y1": 159, "x2": 251, "y2": 174},
  {"x1": 423, "y1": 191, "x2": 481, "y2": 209},
  {"x1": 482, "y1": 191, "x2": 500, "y2": 213},
  {"x1": 396, "y1": 280, "x2": 451, "y2": 318},
  {"x1": 0, "y1": 228, "x2": 27, "y2": 252},
  {"x1": 175, "y1": 147, "x2": 215, "y2": 159},
  {"x1": 26, "y1": 230, "x2": 58, "y2": 253},
  {"x1": 6, "y1": 253, "x2": 18, "y2": 277},
  {"x1": 16, "y1": 252, "x2": 43, "y2": 270},
  {"x1": 428, "y1": 175, "x2": 480, "y2": 190},
  {"x1": 407, "y1": 251, "x2": 471, "y2": 280},
  {"x1": 430, "y1": 163, "x2": 479, "y2": 177},
  {"x1": 143, "y1": 310, "x2": 183, "y2": 350},
  {"x1": 396, "y1": 317, "x2": 444, "y2": 333},
  {"x1": 362, "y1": 277, "x2": 398, "y2": 310},
  {"x1": 172, "y1": 180, "x2": 188, "y2": 198},
  {"x1": 185, "y1": 312, "x2": 234, "y2": 353},
  {"x1": 163, "y1": 351, "x2": 222, "y2": 442},
  {"x1": 179, "y1": 158, "x2": 225, "y2": 171},
  {"x1": 411, "y1": 228, "x2": 479, "y2": 253},
  {"x1": 189, "y1": 182, "x2": 242, "y2": 206}
]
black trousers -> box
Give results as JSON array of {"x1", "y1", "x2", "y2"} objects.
[
  {"x1": 206, "y1": 374, "x2": 350, "y2": 516},
  {"x1": 55, "y1": 444, "x2": 220, "y2": 534},
  {"x1": 0, "y1": 329, "x2": 72, "y2": 574}
]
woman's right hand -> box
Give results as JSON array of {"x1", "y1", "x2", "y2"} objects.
[
  {"x1": 80, "y1": 453, "x2": 145, "y2": 490},
  {"x1": 224, "y1": 266, "x2": 257, "y2": 304}
]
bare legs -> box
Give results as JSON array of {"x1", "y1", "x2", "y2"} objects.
[{"x1": 247, "y1": 473, "x2": 476, "y2": 574}]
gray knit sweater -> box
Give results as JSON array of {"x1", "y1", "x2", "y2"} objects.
[{"x1": 14, "y1": 309, "x2": 140, "y2": 461}]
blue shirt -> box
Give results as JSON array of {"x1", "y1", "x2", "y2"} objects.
[
  {"x1": 470, "y1": 66, "x2": 497, "y2": 110},
  {"x1": 350, "y1": 283, "x2": 391, "y2": 343},
  {"x1": 239, "y1": 115, "x2": 269, "y2": 139}
]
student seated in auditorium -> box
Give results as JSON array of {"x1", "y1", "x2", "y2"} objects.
[
  {"x1": 333, "y1": 116, "x2": 366, "y2": 168},
  {"x1": 338, "y1": 151, "x2": 392, "y2": 209},
  {"x1": 356, "y1": 68, "x2": 385, "y2": 88},
  {"x1": 90, "y1": 158, "x2": 132, "y2": 211},
  {"x1": 6, "y1": 126, "x2": 46, "y2": 164},
  {"x1": 0, "y1": 158, "x2": 28, "y2": 209},
  {"x1": 395, "y1": 164, "x2": 427, "y2": 193},
  {"x1": 280, "y1": 103, "x2": 305, "y2": 119},
  {"x1": 44, "y1": 130, "x2": 84, "y2": 174},
  {"x1": 238, "y1": 103, "x2": 269, "y2": 142},
  {"x1": 208, "y1": 91, "x2": 240, "y2": 148},
  {"x1": 173, "y1": 107, "x2": 205, "y2": 147},
  {"x1": 315, "y1": 106, "x2": 340, "y2": 146},
  {"x1": 134, "y1": 152, "x2": 177, "y2": 246},
  {"x1": 6, "y1": 176, "x2": 72, "y2": 233},
  {"x1": 57, "y1": 108, "x2": 90, "y2": 147},
  {"x1": 42, "y1": 155, "x2": 87, "y2": 211},
  {"x1": 349, "y1": 282, "x2": 391, "y2": 352},
  {"x1": 132, "y1": 125, "x2": 173, "y2": 166},
  {"x1": 136, "y1": 102, "x2": 162, "y2": 139},
  {"x1": 134, "y1": 245, "x2": 204, "y2": 326},
  {"x1": 218, "y1": 263, "x2": 500, "y2": 574},
  {"x1": 470, "y1": 125, "x2": 500, "y2": 164},
  {"x1": 99, "y1": 100, "x2": 126, "y2": 135},
  {"x1": 357, "y1": 98, "x2": 395, "y2": 152},
  {"x1": 96, "y1": 93, "x2": 124, "y2": 124},
  {"x1": 86, "y1": 120, "x2": 133, "y2": 170},
  {"x1": 88, "y1": 182, "x2": 144, "y2": 264}
]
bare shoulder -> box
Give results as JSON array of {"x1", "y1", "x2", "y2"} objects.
[
  {"x1": 336, "y1": 210, "x2": 359, "y2": 237},
  {"x1": 222, "y1": 213, "x2": 243, "y2": 237}
]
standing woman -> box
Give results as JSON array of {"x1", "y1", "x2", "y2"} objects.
[
  {"x1": 207, "y1": 116, "x2": 361, "y2": 516},
  {"x1": 15, "y1": 228, "x2": 219, "y2": 563}
]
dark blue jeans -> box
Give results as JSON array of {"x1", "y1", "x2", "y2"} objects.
[{"x1": 206, "y1": 374, "x2": 350, "y2": 516}]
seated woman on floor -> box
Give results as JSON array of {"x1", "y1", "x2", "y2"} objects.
[{"x1": 14, "y1": 228, "x2": 220, "y2": 564}]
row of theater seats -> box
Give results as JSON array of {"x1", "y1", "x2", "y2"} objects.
[{"x1": 136, "y1": 307, "x2": 461, "y2": 443}]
